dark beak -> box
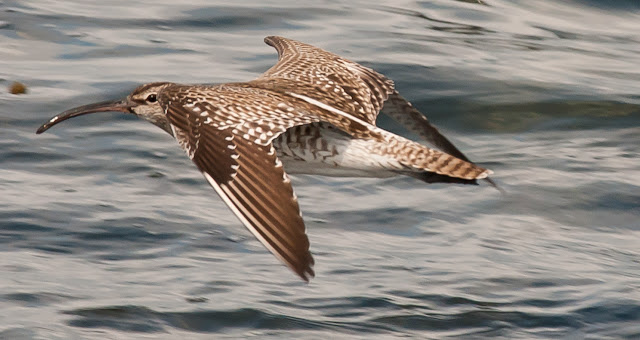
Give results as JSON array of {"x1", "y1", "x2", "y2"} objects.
[{"x1": 36, "y1": 99, "x2": 133, "y2": 134}]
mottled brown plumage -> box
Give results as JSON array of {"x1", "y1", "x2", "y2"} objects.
[{"x1": 36, "y1": 36, "x2": 495, "y2": 281}]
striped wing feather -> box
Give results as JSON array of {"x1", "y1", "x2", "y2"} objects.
[
  {"x1": 161, "y1": 89, "x2": 315, "y2": 281},
  {"x1": 260, "y1": 36, "x2": 395, "y2": 125},
  {"x1": 261, "y1": 36, "x2": 496, "y2": 186}
]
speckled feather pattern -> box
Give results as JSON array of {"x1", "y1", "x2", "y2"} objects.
[
  {"x1": 155, "y1": 36, "x2": 492, "y2": 280},
  {"x1": 38, "y1": 36, "x2": 494, "y2": 281},
  {"x1": 261, "y1": 36, "x2": 395, "y2": 124}
]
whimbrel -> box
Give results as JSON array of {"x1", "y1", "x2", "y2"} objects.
[{"x1": 37, "y1": 36, "x2": 494, "y2": 281}]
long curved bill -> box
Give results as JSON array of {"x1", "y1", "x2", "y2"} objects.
[{"x1": 36, "y1": 100, "x2": 132, "y2": 134}]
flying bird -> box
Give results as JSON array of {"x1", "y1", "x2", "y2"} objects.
[{"x1": 37, "y1": 36, "x2": 495, "y2": 281}]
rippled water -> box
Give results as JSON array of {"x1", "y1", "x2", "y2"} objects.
[{"x1": 1, "y1": 0, "x2": 640, "y2": 339}]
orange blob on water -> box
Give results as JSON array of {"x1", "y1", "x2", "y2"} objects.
[{"x1": 9, "y1": 81, "x2": 27, "y2": 95}]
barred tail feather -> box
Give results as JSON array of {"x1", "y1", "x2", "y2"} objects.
[
  {"x1": 381, "y1": 91, "x2": 500, "y2": 189},
  {"x1": 386, "y1": 134, "x2": 492, "y2": 181}
]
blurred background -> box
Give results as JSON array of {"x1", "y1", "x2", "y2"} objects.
[{"x1": 1, "y1": 0, "x2": 639, "y2": 339}]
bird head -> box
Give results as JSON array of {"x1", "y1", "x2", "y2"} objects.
[{"x1": 36, "y1": 82, "x2": 175, "y2": 135}]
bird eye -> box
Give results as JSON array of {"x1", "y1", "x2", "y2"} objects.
[{"x1": 146, "y1": 94, "x2": 157, "y2": 103}]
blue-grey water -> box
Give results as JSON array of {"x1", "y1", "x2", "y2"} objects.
[{"x1": 1, "y1": 0, "x2": 640, "y2": 339}]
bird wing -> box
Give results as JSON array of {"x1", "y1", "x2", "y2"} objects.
[
  {"x1": 259, "y1": 35, "x2": 395, "y2": 125},
  {"x1": 260, "y1": 36, "x2": 496, "y2": 186},
  {"x1": 159, "y1": 84, "x2": 321, "y2": 281}
]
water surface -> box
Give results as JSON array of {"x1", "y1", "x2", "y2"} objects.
[{"x1": 1, "y1": 0, "x2": 639, "y2": 339}]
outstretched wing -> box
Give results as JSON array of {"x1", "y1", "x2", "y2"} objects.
[
  {"x1": 260, "y1": 36, "x2": 497, "y2": 187},
  {"x1": 159, "y1": 84, "x2": 320, "y2": 281},
  {"x1": 259, "y1": 35, "x2": 395, "y2": 125}
]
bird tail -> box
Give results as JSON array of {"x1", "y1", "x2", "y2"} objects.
[
  {"x1": 381, "y1": 132, "x2": 492, "y2": 181},
  {"x1": 381, "y1": 91, "x2": 501, "y2": 190}
]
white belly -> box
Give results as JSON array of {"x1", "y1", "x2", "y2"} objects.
[{"x1": 274, "y1": 123, "x2": 404, "y2": 177}]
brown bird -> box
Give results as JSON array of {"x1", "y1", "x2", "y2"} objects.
[{"x1": 37, "y1": 36, "x2": 495, "y2": 281}]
